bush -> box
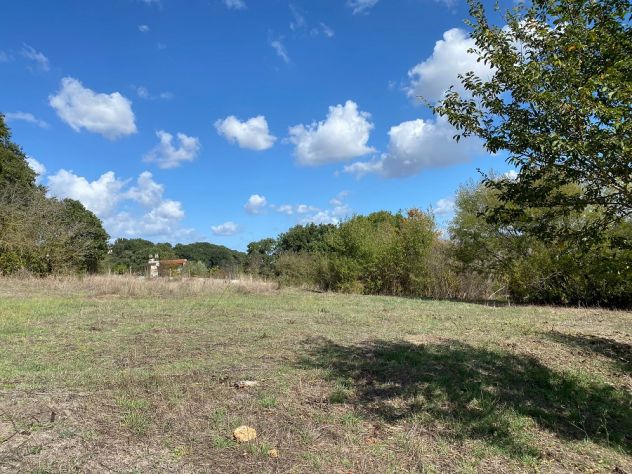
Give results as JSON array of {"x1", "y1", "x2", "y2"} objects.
[
  {"x1": 450, "y1": 180, "x2": 632, "y2": 307},
  {"x1": 274, "y1": 252, "x2": 325, "y2": 288},
  {"x1": 183, "y1": 260, "x2": 209, "y2": 278}
]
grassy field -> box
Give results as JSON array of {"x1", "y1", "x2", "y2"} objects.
[{"x1": 0, "y1": 276, "x2": 630, "y2": 473}]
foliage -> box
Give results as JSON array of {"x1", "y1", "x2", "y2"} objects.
[
  {"x1": 182, "y1": 260, "x2": 209, "y2": 277},
  {"x1": 433, "y1": 0, "x2": 632, "y2": 241},
  {"x1": 245, "y1": 238, "x2": 277, "y2": 278},
  {"x1": 450, "y1": 180, "x2": 632, "y2": 306},
  {"x1": 274, "y1": 252, "x2": 327, "y2": 288},
  {"x1": 59, "y1": 199, "x2": 109, "y2": 273},
  {"x1": 108, "y1": 238, "x2": 177, "y2": 274},
  {"x1": 0, "y1": 186, "x2": 109, "y2": 275},
  {"x1": 276, "y1": 223, "x2": 335, "y2": 254},
  {"x1": 0, "y1": 116, "x2": 108, "y2": 275},
  {"x1": 0, "y1": 114, "x2": 37, "y2": 192},
  {"x1": 174, "y1": 242, "x2": 244, "y2": 273},
  {"x1": 322, "y1": 210, "x2": 437, "y2": 295}
]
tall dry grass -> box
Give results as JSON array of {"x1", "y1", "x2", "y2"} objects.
[{"x1": 0, "y1": 273, "x2": 278, "y2": 298}]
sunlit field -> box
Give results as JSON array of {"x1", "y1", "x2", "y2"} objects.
[{"x1": 1, "y1": 276, "x2": 630, "y2": 473}]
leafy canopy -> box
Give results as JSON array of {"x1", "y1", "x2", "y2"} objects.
[{"x1": 433, "y1": 0, "x2": 632, "y2": 240}]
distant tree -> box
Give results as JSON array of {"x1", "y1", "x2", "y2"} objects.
[
  {"x1": 275, "y1": 223, "x2": 336, "y2": 254},
  {"x1": 182, "y1": 260, "x2": 209, "y2": 277},
  {"x1": 246, "y1": 238, "x2": 277, "y2": 277},
  {"x1": 174, "y1": 242, "x2": 245, "y2": 271},
  {"x1": 433, "y1": 0, "x2": 632, "y2": 241},
  {"x1": 109, "y1": 238, "x2": 177, "y2": 274}
]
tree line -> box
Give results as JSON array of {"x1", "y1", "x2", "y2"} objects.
[{"x1": 244, "y1": 183, "x2": 631, "y2": 307}]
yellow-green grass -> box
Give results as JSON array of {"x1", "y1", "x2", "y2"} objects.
[{"x1": 0, "y1": 276, "x2": 630, "y2": 473}]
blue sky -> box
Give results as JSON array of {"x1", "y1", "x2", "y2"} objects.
[{"x1": 0, "y1": 0, "x2": 514, "y2": 250}]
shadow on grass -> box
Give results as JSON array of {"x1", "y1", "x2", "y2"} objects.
[
  {"x1": 299, "y1": 337, "x2": 631, "y2": 459},
  {"x1": 546, "y1": 331, "x2": 631, "y2": 374}
]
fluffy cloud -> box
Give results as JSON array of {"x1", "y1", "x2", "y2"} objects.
[
  {"x1": 288, "y1": 100, "x2": 375, "y2": 166},
  {"x1": 300, "y1": 193, "x2": 351, "y2": 225},
  {"x1": 211, "y1": 221, "x2": 240, "y2": 236},
  {"x1": 347, "y1": 0, "x2": 379, "y2": 14},
  {"x1": 125, "y1": 171, "x2": 164, "y2": 207},
  {"x1": 5, "y1": 111, "x2": 49, "y2": 128},
  {"x1": 20, "y1": 44, "x2": 49, "y2": 71},
  {"x1": 344, "y1": 115, "x2": 480, "y2": 178},
  {"x1": 138, "y1": 24, "x2": 150, "y2": 32},
  {"x1": 275, "y1": 192, "x2": 351, "y2": 224},
  {"x1": 215, "y1": 115, "x2": 276, "y2": 151},
  {"x1": 47, "y1": 169, "x2": 126, "y2": 216},
  {"x1": 275, "y1": 203, "x2": 319, "y2": 215},
  {"x1": 47, "y1": 169, "x2": 189, "y2": 240},
  {"x1": 270, "y1": 38, "x2": 290, "y2": 63},
  {"x1": 244, "y1": 194, "x2": 267, "y2": 215},
  {"x1": 406, "y1": 28, "x2": 495, "y2": 103},
  {"x1": 144, "y1": 130, "x2": 201, "y2": 169},
  {"x1": 223, "y1": 0, "x2": 246, "y2": 9},
  {"x1": 49, "y1": 77, "x2": 137, "y2": 139},
  {"x1": 433, "y1": 197, "x2": 455, "y2": 216}
]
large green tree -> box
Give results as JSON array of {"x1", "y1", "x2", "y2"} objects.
[
  {"x1": 433, "y1": 0, "x2": 631, "y2": 241},
  {"x1": 0, "y1": 115, "x2": 109, "y2": 274}
]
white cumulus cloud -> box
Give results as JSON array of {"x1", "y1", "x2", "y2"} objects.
[
  {"x1": 344, "y1": 115, "x2": 480, "y2": 179},
  {"x1": 144, "y1": 130, "x2": 201, "y2": 169},
  {"x1": 300, "y1": 199, "x2": 351, "y2": 225},
  {"x1": 49, "y1": 77, "x2": 137, "y2": 140},
  {"x1": 215, "y1": 115, "x2": 276, "y2": 151},
  {"x1": 47, "y1": 169, "x2": 190, "y2": 240},
  {"x1": 138, "y1": 24, "x2": 150, "y2": 32},
  {"x1": 433, "y1": 197, "x2": 455, "y2": 216},
  {"x1": 244, "y1": 194, "x2": 267, "y2": 215},
  {"x1": 406, "y1": 28, "x2": 495, "y2": 103},
  {"x1": 125, "y1": 171, "x2": 164, "y2": 207},
  {"x1": 288, "y1": 100, "x2": 375, "y2": 166},
  {"x1": 275, "y1": 203, "x2": 319, "y2": 215},
  {"x1": 212, "y1": 221, "x2": 240, "y2": 236},
  {"x1": 47, "y1": 169, "x2": 126, "y2": 217}
]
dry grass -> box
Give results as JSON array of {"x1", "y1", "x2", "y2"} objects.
[
  {"x1": 0, "y1": 273, "x2": 277, "y2": 298},
  {"x1": 0, "y1": 276, "x2": 630, "y2": 473}
]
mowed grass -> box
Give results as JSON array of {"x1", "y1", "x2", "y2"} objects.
[{"x1": 0, "y1": 277, "x2": 630, "y2": 473}]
